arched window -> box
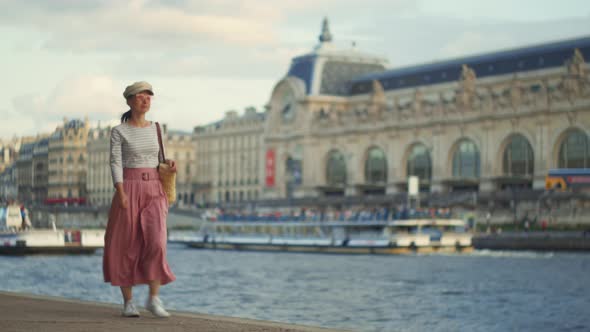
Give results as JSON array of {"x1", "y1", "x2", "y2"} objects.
[
  {"x1": 559, "y1": 130, "x2": 590, "y2": 168},
  {"x1": 503, "y1": 134, "x2": 534, "y2": 176},
  {"x1": 326, "y1": 150, "x2": 346, "y2": 186},
  {"x1": 286, "y1": 156, "x2": 303, "y2": 185},
  {"x1": 365, "y1": 147, "x2": 387, "y2": 184},
  {"x1": 452, "y1": 139, "x2": 480, "y2": 177},
  {"x1": 407, "y1": 144, "x2": 432, "y2": 181}
]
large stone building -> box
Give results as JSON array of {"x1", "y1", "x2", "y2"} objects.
[
  {"x1": 31, "y1": 138, "x2": 49, "y2": 204},
  {"x1": 0, "y1": 138, "x2": 19, "y2": 173},
  {"x1": 193, "y1": 108, "x2": 265, "y2": 204},
  {"x1": 0, "y1": 164, "x2": 17, "y2": 201},
  {"x1": 13, "y1": 135, "x2": 45, "y2": 203},
  {"x1": 47, "y1": 118, "x2": 90, "y2": 202},
  {"x1": 16, "y1": 141, "x2": 34, "y2": 203},
  {"x1": 164, "y1": 127, "x2": 197, "y2": 206},
  {"x1": 86, "y1": 126, "x2": 113, "y2": 207},
  {"x1": 0, "y1": 139, "x2": 20, "y2": 202},
  {"x1": 260, "y1": 19, "x2": 590, "y2": 201},
  {"x1": 1, "y1": 136, "x2": 48, "y2": 203}
]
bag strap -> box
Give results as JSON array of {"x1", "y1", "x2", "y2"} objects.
[{"x1": 155, "y1": 122, "x2": 166, "y2": 163}]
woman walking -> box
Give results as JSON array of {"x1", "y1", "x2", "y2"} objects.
[{"x1": 103, "y1": 81, "x2": 176, "y2": 318}]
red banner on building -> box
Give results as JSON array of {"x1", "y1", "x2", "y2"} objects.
[{"x1": 265, "y1": 149, "x2": 275, "y2": 187}]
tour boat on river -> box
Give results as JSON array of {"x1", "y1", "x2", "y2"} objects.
[
  {"x1": 171, "y1": 218, "x2": 473, "y2": 255},
  {"x1": 0, "y1": 229, "x2": 105, "y2": 255},
  {"x1": 0, "y1": 204, "x2": 104, "y2": 255}
]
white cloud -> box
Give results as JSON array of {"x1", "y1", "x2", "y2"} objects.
[
  {"x1": 0, "y1": 0, "x2": 419, "y2": 53},
  {"x1": 146, "y1": 76, "x2": 275, "y2": 132},
  {"x1": 0, "y1": 1, "x2": 280, "y2": 52},
  {"x1": 9, "y1": 75, "x2": 122, "y2": 136},
  {"x1": 439, "y1": 31, "x2": 514, "y2": 58},
  {"x1": 0, "y1": 107, "x2": 38, "y2": 139},
  {"x1": 4, "y1": 74, "x2": 276, "y2": 137},
  {"x1": 48, "y1": 76, "x2": 121, "y2": 117},
  {"x1": 417, "y1": 0, "x2": 590, "y2": 22}
]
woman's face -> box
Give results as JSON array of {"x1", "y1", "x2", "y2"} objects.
[{"x1": 127, "y1": 91, "x2": 152, "y2": 114}]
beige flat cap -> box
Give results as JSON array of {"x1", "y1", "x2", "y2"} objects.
[{"x1": 123, "y1": 81, "x2": 154, "y2": 99}]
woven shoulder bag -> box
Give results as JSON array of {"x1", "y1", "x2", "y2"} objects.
[{"x1": 156, "y1": 122, "x2": 177, "y2": 204}]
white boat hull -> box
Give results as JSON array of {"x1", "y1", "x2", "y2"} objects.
[
  {"x1": 186, "y1": 241, "x2": 473, "y2": 254},
  {"x1": 0, "y1": 229, "x2": 105, "y2": 255},
  {"x1": 173, "y1": 219, "x2": 474, "y2": 255}
]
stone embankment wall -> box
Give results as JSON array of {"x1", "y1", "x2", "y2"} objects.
[
  {"x1": 455, "y1": 200, "x2": 590, "y2": 226},
  {"x1": 474, "y1": 233, "x2": 590, "y2": 251},
  {"x1": 28, "y1": 198, "x2": 590, "y2": 230},
  {"x1": 30, "y1": 206, "x2": 200, "y2": 229}
]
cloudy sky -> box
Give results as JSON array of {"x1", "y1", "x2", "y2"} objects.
[{"x1": 1, "y1": 0, "x2": 589, "y2": 139}]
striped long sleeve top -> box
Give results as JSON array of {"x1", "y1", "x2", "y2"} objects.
[{"x1": 109, "y1": 122, "x2": 165, "y2": 185}]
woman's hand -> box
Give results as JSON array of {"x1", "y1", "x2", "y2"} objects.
[
  {"x1": 115, "y1": 183, "x2": 128, "y2": 209},
  {"x1": 166, "y1": 159, "x2": 177, "y2": 173},
  {"x1": 118, "y1": 190, "x2": 129, "y2": 209}
]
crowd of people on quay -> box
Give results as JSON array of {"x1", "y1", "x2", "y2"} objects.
[{"x1": 202, "y1": 206, "x2": 453, "y2": 222}]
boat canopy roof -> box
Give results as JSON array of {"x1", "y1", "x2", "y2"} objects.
[
  {"x1": 202, "y1": 219, "x2": 466, "y2": 228},
  {"x1": 391, "y1": 219, "x2": 466, "y2": 227}
]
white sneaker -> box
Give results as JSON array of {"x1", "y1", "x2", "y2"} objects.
[
  {"x1": 145, "y1": 296, "x2": 171, "y2": 318},
  {"x1": 122, "y1": 301, "x2": 140, "y2": 317}
]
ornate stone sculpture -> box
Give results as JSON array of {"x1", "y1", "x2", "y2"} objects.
[
  {"x1": 412, "y1": 89, "x2": 423, "y2": 114},
  {"x1": 369, "y1": 80, "x2": 385, "y2": 119},
  {"x1": 536, "y1": 80, "x2": 550, "y2": 108},
  {"x1": 457, "y1": 64, "x2": 477, "y2": 110},
  {"x1": 563, "y1": 49, "x2": 587, "y2": 101},
  {"x1": 509, "y1": 77, "x2": 523, "y2": 110},
  {"x1": 569, "y1": 49, "x2": 586, "y2": 79}
]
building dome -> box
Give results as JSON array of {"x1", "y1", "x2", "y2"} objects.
[{"x1": 285, "y1": 18, "x2": 388, "y2": 96}]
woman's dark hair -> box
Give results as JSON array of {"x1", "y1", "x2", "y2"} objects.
[
  {"x1": 121, "y1": 94, "x2": 133, "y2": 123},
  {"x1": 121, "y1": 110, "x2": 132, "y2": 123}
]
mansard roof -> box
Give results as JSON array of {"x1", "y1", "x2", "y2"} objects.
[{"x1": 349, "y1": 35, "x2": 590, "y2": 95}]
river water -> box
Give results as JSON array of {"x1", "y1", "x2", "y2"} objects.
[{"x1": 0, "y1": 245, "x2": 589, "y2": 332}]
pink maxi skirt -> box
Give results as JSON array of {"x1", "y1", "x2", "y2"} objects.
[{"x1": 103, "y1": 168, "x2": 175, "y2": 287}]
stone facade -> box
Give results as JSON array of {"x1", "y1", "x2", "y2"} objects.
[
  {"x1": 86, "y1": 126, "x2": 113, "y2": 207},
  {"x1": 31, "y1": 137, "x2": 49, "y2": 204},
  {"x1": 0, "y1": 164, "x2": 17, "y2": 201},
  {"x1": 261, "y1": 22, "x2": 590, "y2": 200},
  {"x1": 16, "y1": 141, "x2": 34, "y2": 203},
  {"x1": 0, "y1": 138, "x2": 19, "y2": 174},
  {"x1": 193, "y1": 108, "x2": 265, "y2": 204},
  {"x1": 0, "y1": 139, "x2": 20, "y2": 202},
  {"x1": 47, "y1": 118, "x2": 90, "y2": 201},
  {"x1": 164, "y1": 128, "x2": 196, "y2": 207}
]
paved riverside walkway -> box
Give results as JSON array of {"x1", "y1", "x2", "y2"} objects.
[{"x1": 0, "y1": 292, "x2": 348, "y2": 332}]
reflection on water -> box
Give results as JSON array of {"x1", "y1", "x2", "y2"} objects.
[{"x1": 0, "y1": 246, "x2": 589, "y2": 332}]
